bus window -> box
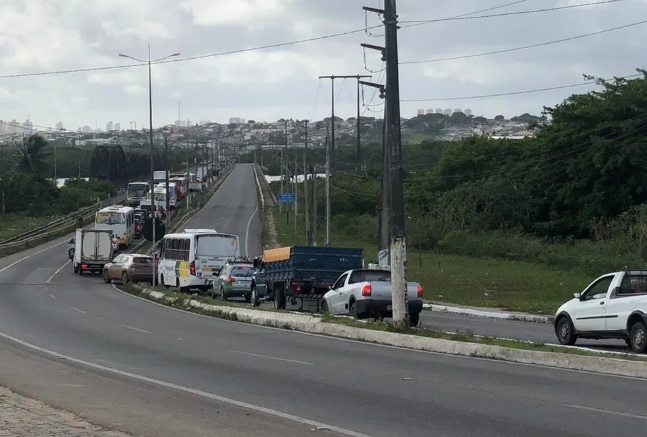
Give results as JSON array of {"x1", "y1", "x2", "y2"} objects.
[{"x1": 195, "y1": 235, "x2": 239, "y2": 258}]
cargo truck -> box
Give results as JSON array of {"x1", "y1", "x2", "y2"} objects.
[
  {"x1": 73, "y1": 229, "x2": 114, "y2": 275},
  {"x1": 251, "y1": 246, "x2": 364, "y2": 310}
]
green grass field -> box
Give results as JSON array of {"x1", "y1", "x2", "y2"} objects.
[
  {"x1": 0, "y1": 214, "x2": 57, "y2": 241},
  {"x1": 268, "y1": 205, "x2": 592, "y2": 315}
]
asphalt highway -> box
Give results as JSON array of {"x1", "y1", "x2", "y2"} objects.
[{"x1": 0, "y1": 164, "x2": 646, "y2": 437}]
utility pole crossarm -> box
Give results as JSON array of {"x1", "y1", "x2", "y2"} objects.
[
  {"x1": 360, "y1": 43, "x2": 386, "y2": 61},
  {"x1": 362, "y1": 6, "x2": 385, "y2": 14}
]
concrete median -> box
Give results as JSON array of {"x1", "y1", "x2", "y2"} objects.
[{"x1": 125, "y1": 283, "x2": 647, "y2": 379}]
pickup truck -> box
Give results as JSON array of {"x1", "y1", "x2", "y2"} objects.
[
  {"x1": 554, "y1": 267, "x2": 647, "y2": 353},
  {"x1": 251, "y1": 246, "x2": 364, "y2": 310},
  {"x1": 322, "y1": 268, "x2": 424, "y2": 326}
]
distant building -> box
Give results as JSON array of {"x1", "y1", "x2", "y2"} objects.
[
  {"x1": 464, "y1": 108, "x2": 472, "y2": 117},
  {"x1": 453, "y1": 108, "x2": 463, "y2": 114},
  {"x1": 114, "y1": 122, "x2": 120, "y2": 131},
  {"x1": 106, "y1": 121, "x2": 113, "y2": 132},
  {"x1": 417, "y1": 109, "x2": 425, "y2": 116},
  {"x1": 55, "y1": 121, "x2": 64, "y2": 131},
  {"x1": 229, "y1": 117, "x2": 245, "y2": 124},
  {"x1": 435, "y1": 108, "x2": 443, "y2": 114},
  {"x1": 22, "y1": 119, "x2": 33, "y2": 133},
  {"x1": 443, "y1": 108, "x2": 452, "y2": 115}
]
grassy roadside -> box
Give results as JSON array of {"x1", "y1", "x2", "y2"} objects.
[
  {"x1": 0, "y1": 215, "x2": 57, "y2": 241},
  {"x1": 266, "y1": 201, "x2": 590, "y2": 316},
  {"x1": 119, "y1": 281, "x2": 647, "y2": 362}
]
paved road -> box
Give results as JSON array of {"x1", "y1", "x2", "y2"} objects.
[{"x1": 0, "y1": 164, "x2": 646, "y2": 437}]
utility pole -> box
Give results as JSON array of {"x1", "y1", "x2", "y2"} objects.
[
  {"x1": 365, "y1": 0, "x2": 408, "y2": 327},
  {"x1": 294, "y1": 153, "x2": 298, "y2": 233},
  {"x1": 303, "y1": 120, "x2": 311, "y2": 245},
  {"x1": 319, "y1": 75, "x2": 371, "y2": 172},
  {"x1": 324, "y1": 128, "x2": 331, "y2": 246},
  {"x1": 312, "y1": 163, "x2": 317, "y2": 246},
  {"x1": 165, "y1": 135, "x2": 170, "y2": 229},
  {"x1": 194, "y1": 139, "x2": 198, "y2": 179}
]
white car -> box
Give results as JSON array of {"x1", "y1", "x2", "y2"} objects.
[{"x1": 554, "y1": 267, "x2": 647, "y2": 352}]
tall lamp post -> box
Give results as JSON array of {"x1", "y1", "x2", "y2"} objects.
[{"x1": 119, "y1": 45, "x2": 179, "y2": 286}]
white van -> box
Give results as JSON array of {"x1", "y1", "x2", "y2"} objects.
[{"x1": 157, "y1": 229, "x2": 240, "y2": 292}]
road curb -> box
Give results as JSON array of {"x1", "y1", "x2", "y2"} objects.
[
  {"x1": 128, "y1": 284, "x2": 647, "y2": 379},
  {"x1": 423, "y1": 303, "x2": 553, "y2": 324}
]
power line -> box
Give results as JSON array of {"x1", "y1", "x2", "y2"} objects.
[
  {"x1": 0, "y1": 27, "x2": 382, "y2": 80},
  {"x1": 401, "y1": 19, "x2": 647, "y2": 65},
  {"x1": 400, "y1": 0, "x2": 621, "y2": 26},
  {"x1": 447, "y1": 0, "x2": 532, "y2": 19},
  {"x1": 400, "y1": 72, "x2": 643, "y2": 102}
]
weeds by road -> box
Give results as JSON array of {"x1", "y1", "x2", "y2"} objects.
[{"x1": 268, "y1": 204, "x2": 591, "y2": 315}]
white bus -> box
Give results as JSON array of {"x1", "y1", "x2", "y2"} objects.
[
  {"x1": 157, "y1": 229, "x2": 240, "y2": 292},
  {"x1": 94, "y1": 205, "x2": 135, "y2": 249},
  {"x1": 126, "y1": 181, "x2": 150, "y2": 207}
]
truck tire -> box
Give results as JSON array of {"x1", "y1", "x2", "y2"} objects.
[
  {"x1": 274, "y1": 288, "x2": 286, "y2": 310},
  {"x1": 409, "y1": 313, "x2": 420, "y2": 327}
]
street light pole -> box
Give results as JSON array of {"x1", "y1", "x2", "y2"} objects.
[{"x1": 119, "y1": 45, "x2": 180, "y2": 286}]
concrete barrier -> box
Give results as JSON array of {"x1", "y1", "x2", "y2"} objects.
[{"x1": 127, "y1": 283, "x2": 647, "y2": 379}]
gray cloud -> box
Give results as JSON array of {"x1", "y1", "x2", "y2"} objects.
[{"x1": 0, "y1": 0, "x2": 643, "y2": 130}]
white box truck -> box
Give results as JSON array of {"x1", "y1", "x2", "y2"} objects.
[{"x1": 73, "y1": 229, "x2": 114, "y2": 276}]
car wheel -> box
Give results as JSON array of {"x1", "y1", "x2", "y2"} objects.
[
  {"x1": 121, "y1": 272, "x2": 129, "y2": 285},
  {"x1": 349, "y1": 301, "x2": 358, "y2": 319},
  {"x1": 556, "y1": 316, "x2": 577, "y2": 346},
  {"x1": 320, "y1": 299, "x2": 329, "y2": 313},
  {"x1": 68, "y1": 248, "x2": 74, "y2": 259},
  {"x1": 103, "y1": 270, "x2": 111, "y2": 283},
  {"x1": 629, "y1": 320, "x2": 647, "y2": 353}
]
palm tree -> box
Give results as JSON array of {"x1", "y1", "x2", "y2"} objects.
[{"x1": 15, "y1": 134, "x2": 50, "y2": 174}]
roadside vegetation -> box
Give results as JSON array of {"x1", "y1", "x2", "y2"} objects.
[{"x1": 252, "y1": 70, "x2": 647, "y2": 315}]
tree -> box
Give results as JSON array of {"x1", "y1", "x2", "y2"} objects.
[
  {"x1": 494, "y1": 115, "x2": 505, "y2": 121},
  {"x1": 15, "y1": 134, "x2": 50, "y2": 174}
]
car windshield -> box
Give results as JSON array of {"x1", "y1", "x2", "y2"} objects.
[
  {"x1": 195, "y1": 235, "x2": 239, "y2": 257},
  {"x1": 230, "y1": 265, "x2": 253, "y2": 277},
  {"x1": 128, "y1": 186, "x2": 147, "y2": 197}
]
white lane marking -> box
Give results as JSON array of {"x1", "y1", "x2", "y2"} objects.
[
  {"x1": 0, "y1": 240, "x2": 68, "y2": 274},
  {"x1": 0, "y1": 331, "x2": 373, "y2": 437},
  {"x1": 70, "y1": 307, "x2": 86, "y2": 314},
  {"x1": 244, "y1": 204, "x2": 258, "y2": 257},
  {"x1": 109, "y1": 285, "x2": 647, "y2": 382},
  {"x1": 229, "y1": 350, "x2": 313, "y2": 366},
  {"x1": 119, "y1": 324, "x2": 151, "y2": 334},
  {"x1": 567, "y1": 404, "x2": 647, "y2": 421},
  {"x1": 46, "y1": 260, "x2": 70, "y2": 284},
  {"x1": 48, "y1": 294, "x2": 56, "y2": 300}
]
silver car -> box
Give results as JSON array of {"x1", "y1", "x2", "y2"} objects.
[{"x1": 212, "y1": 262, "x2": 254, "y2": 302}]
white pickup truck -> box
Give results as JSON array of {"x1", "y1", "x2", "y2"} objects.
[
  {"x1": 554, "y1": 267, "x2": 647, "y2": 353},
  {"x1": 322, "y1": 268, "x2": 424, "y2": 326}
]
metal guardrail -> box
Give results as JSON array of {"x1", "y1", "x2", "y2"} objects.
[{"x1": 0, "y1": 194, "x2": 127, "y2": 249}]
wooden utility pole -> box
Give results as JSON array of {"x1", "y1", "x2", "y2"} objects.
[{"x1": 365, "y1": 0, "x2": 408, "y2": 327}]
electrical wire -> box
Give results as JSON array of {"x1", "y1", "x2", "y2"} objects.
[
  {"x1": 400, "y1": 19, "x2": 647, "y2": 65},
  {"x1": 400, "y1": 0, "x2": 621, "y2": 26},
  {"x1": 400, "y1": 72, "x2": 643, "y2": 102}
]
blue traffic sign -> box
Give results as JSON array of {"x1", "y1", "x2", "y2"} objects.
[{"x1": 279, "y1": 193, "x2": 296, "y2": 203}]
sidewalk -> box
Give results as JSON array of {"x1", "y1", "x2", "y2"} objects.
[
  {"x1": 423, "y1": 301, "x2": 553, "y2": 324},
  {"x1": 0, "y1": 386, "x2": 130, "y2": 437}
]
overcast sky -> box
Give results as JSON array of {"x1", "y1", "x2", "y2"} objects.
[{"x1": 0, "y1": 0, "x2": 644, "y2": 131}]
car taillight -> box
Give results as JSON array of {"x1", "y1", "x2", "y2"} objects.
[
  {"x1": 361, "y1": 284, "x2": 372, "y2": 296},
  {"x1": 416, "y1": 284, "x2": 423, "y2": 298},
  {"x1": 81, "y1": 263, "x2": 88, "y2": 270},
  {"x1": 190, "y1": 262, "x2": 196, "y2": 276},
  {"x1": 225, "y1": 276, "x2": 235, "y2": 283},
  {"x1": 295, "y1": 284, "x2": 302, "y2": 293}
]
